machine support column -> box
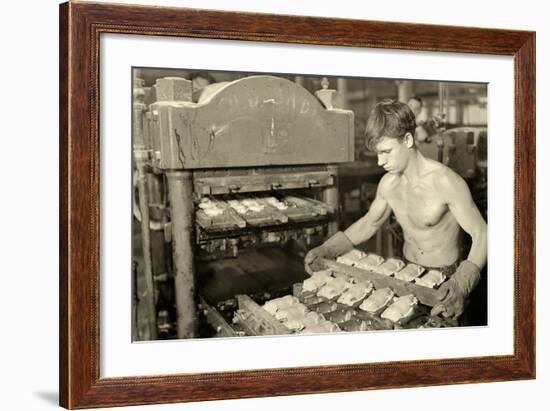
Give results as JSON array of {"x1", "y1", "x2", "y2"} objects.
[
  {"x1": 337, "y1": 78, "x2": 348, "y2": 109},
  {"x1": 396, "y1": 80, "x2": 414, "y2": 103},
  {"x1": 135, "y1": 153, "x2": 158, "y2": 340},
  {"x1": 166, "y1": 170, "x2": 198, "y2": 339},
  {"x1": 133, "y1": 69, "x2": 158, "y2": 340},
  {"x1": 323, "y1": 165, "x2": 340, "y2": 236}
]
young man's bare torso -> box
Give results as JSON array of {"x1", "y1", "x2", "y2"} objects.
[{"x1": 379, "y1": 158, "x2": 462, "y2": 267}]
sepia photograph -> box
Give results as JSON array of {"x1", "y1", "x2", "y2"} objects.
[{"x1": 131, "y1": 67, "x2": 488, "y2": 341}]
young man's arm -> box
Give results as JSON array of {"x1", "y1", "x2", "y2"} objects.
[
  {"x1": 304, "y1": 177, "x2": 392, "y2": 274},
  {"x1": 431, "y1": 169, "x2": 487, "y2": 318},
  {"x1": 344, "y1": 182, "x2": 392, "y2": 245},
  {"x1": 441, "y1": 169, "x2": 487, "y2": 269}
]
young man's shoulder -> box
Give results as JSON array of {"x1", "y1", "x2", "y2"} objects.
[
  {"x1": 423, "y1": 158, "x2": 458, "y2": 179},
  {"x1": 428, "y1": 161, "x2": 467, "y2": 193},
  {"x1": 422, "y1": 157, "x2": 446, "y2": 173},
  {"x1": 378, "y1": 172, "x2": 400, "y2": 195}
]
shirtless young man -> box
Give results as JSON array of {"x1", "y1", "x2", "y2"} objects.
[{"x1": 305, "y1": 99, "x2": 487, "y2": 319}]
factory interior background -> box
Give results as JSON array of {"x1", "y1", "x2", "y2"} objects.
[{"x1": 132, "y1": 68, "x2": 488, "y2": 341}]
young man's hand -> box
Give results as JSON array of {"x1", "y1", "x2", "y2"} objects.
[
  {"x1": 304, "y1": 231, "x2": 354, "y2": 275},
  {"x1": 431, "y1": 280, "x2": 466, "y2": 318},
  {"x1": 431, "y1": 260, "x2": 480, "y2": 319},
  {"x1": 304, "y1": 246, "x2": 330, "y2": 274}
]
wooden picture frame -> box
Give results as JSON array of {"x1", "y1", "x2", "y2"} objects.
[{"x1": 59, "y1": 1, "x2": 535, "y2": 408}]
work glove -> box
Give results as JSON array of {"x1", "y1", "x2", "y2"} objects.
[
  {"x1": 431, "y1": 260, "x2": 481, "y2": 319},
  {"x1": 304, "y1": 231, "x2": 354, "y2": 275}
]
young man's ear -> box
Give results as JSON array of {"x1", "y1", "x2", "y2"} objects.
[{"x1": 404, "y1": 132, "x2": 415, "y2": 148}]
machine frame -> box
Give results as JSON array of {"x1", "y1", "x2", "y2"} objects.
[{"x1": 133, "y1": 73, "x2": 355, "y2": 340}]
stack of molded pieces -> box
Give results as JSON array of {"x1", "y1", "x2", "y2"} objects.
[
  {"x1": 225, "y1": 196, "x2": 288, "y2": 226},
  {"x1": 195, "y1": 197, "x2": 247, "y2": 230},
  {"x1": 414, "y1": 269, "x2": 446, "y2": 288},
  {"x1": 380, "y1": 294, "x2": 419, "y2": 324},
  {"x1": 260, "y1": 195, "x2": 332, "y2": 222},
  {"x1": 337, "y1": 250, "x2": 448, "y2": 290},
  {"x1": 298, "y1": 270, "x2": 391, "y2": 332},
  {"x1": 305, "y1": 269, "x2": 419, "y2": 329},
  {"x1": 262, "y1": 294, "x2": 341, "y2": 333}
]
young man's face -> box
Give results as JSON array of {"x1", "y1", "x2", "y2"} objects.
[{"x1": 375, "y1": 135, "x2": 412, "y2": 174}]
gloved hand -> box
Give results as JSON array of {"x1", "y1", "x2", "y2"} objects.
[
  {"x1": 304, "y1": 231, "x2": 354, "y2": 275},
  {"x1": 430, "y1": 260, "x2": 481, "y2": 319}
]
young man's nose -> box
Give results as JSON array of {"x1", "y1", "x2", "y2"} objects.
[{"x1": 377, "y1": 155, "x2": 386, "y2": 166}]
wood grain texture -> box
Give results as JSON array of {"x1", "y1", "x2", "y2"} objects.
[
  {"x1": 59, "y1": 2, "x2": 69, "y2": 407},
  {"x1": 59, "y1": 1, "x2": 536, "y2": 408},
  {"x1": 514, "y1": 32, "x2": 536, "y2": 376}
]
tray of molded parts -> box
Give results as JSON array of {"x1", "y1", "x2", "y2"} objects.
[
  {"x1": 293, "y1": 280, "x2": 456, "y2": 330},
  {"x1": 258, "y1": 293, "x2": 342, "y2": 334},
  {"x1": 293, "y1": 282, "x2": 393, "y2": 331},
  {"x1": 195, "y1": 197, "x2": 248, "y2": 231},
  {"x1": 234, "y1": 294, "x2": 293, "y2": 336},
  {"x1": 258, "y1": 195, "x2": 334, "y2": 223},
  {"x1": 223, "y1": 195, "x2": 289, "y2": 227},
  {"x1": 320, "y1": 259, "x2": 443, "y2": 308}
]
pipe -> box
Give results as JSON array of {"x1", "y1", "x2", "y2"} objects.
[
  {"x1": 323, "y1": 165, "x2": 340, "y2": 237},
  {"x1": 438, "y1": 82, "x2": 448, "y2": 123},
  {"x1": 135, "y1": 151, "x2": 158, "y2": 340},
  {"x1": 337, "y1": 78, "x2": 348, "y2": 109},
  {"x1": 385, "y1": 220, "x2": 394, "y2": 257},
  {"x1": 132, "y1": 261, "x2": 139, "y2": 341},
  {"x1": 133, "y1": 72, "x2": 158, "y2": 340},
  {"x1": 132, "y1": 170, "x2": 164, "y2": 231},
  {"x1": 166, "y1": 171, "x2": 198, "y2": 339},
  {"x1": 396, "y1": 80, "x2": 414, "y2": 103},
  {"x1": 436, "y1": 82, "x2": 447, "y2": 164}
]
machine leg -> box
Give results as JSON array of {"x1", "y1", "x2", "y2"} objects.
[
  {"x1": 385, "y1": 220, "x2": 394, "y2": 257},
  {"x1": 133, "y1": 72, "x2": 158, "y2": 340},
  {"x1": 136, "y1": 158, "x2": 158, "y2": 340},
  {"x1": 166, "y1": 171, "x2": 198, "y2": 339},
  {"x1": 376, "y1": 229, "x2": 384, "y2": 255},
  {"x1": 323, "y1": 165, "x2": 340, "y2": 236},
  {"x1": 132, "y1": 261, "x2": 139, "y2": 341}
]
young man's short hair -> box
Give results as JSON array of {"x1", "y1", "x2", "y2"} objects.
[{"x1": 365, "y1": 99, "x2": 417, "y2": 151}]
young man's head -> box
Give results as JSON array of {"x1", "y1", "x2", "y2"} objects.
[{"x1": 365, "y1": 99, "x2": 417, "y2": 173}]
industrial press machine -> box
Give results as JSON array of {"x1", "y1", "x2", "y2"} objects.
[{"x1": 133, "y1": 73, "x2": 355, "y2": 340}]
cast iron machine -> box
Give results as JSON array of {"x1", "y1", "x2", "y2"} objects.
[{"x1": 133, "y1": 74, "x2": 355, "y2": 339}]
